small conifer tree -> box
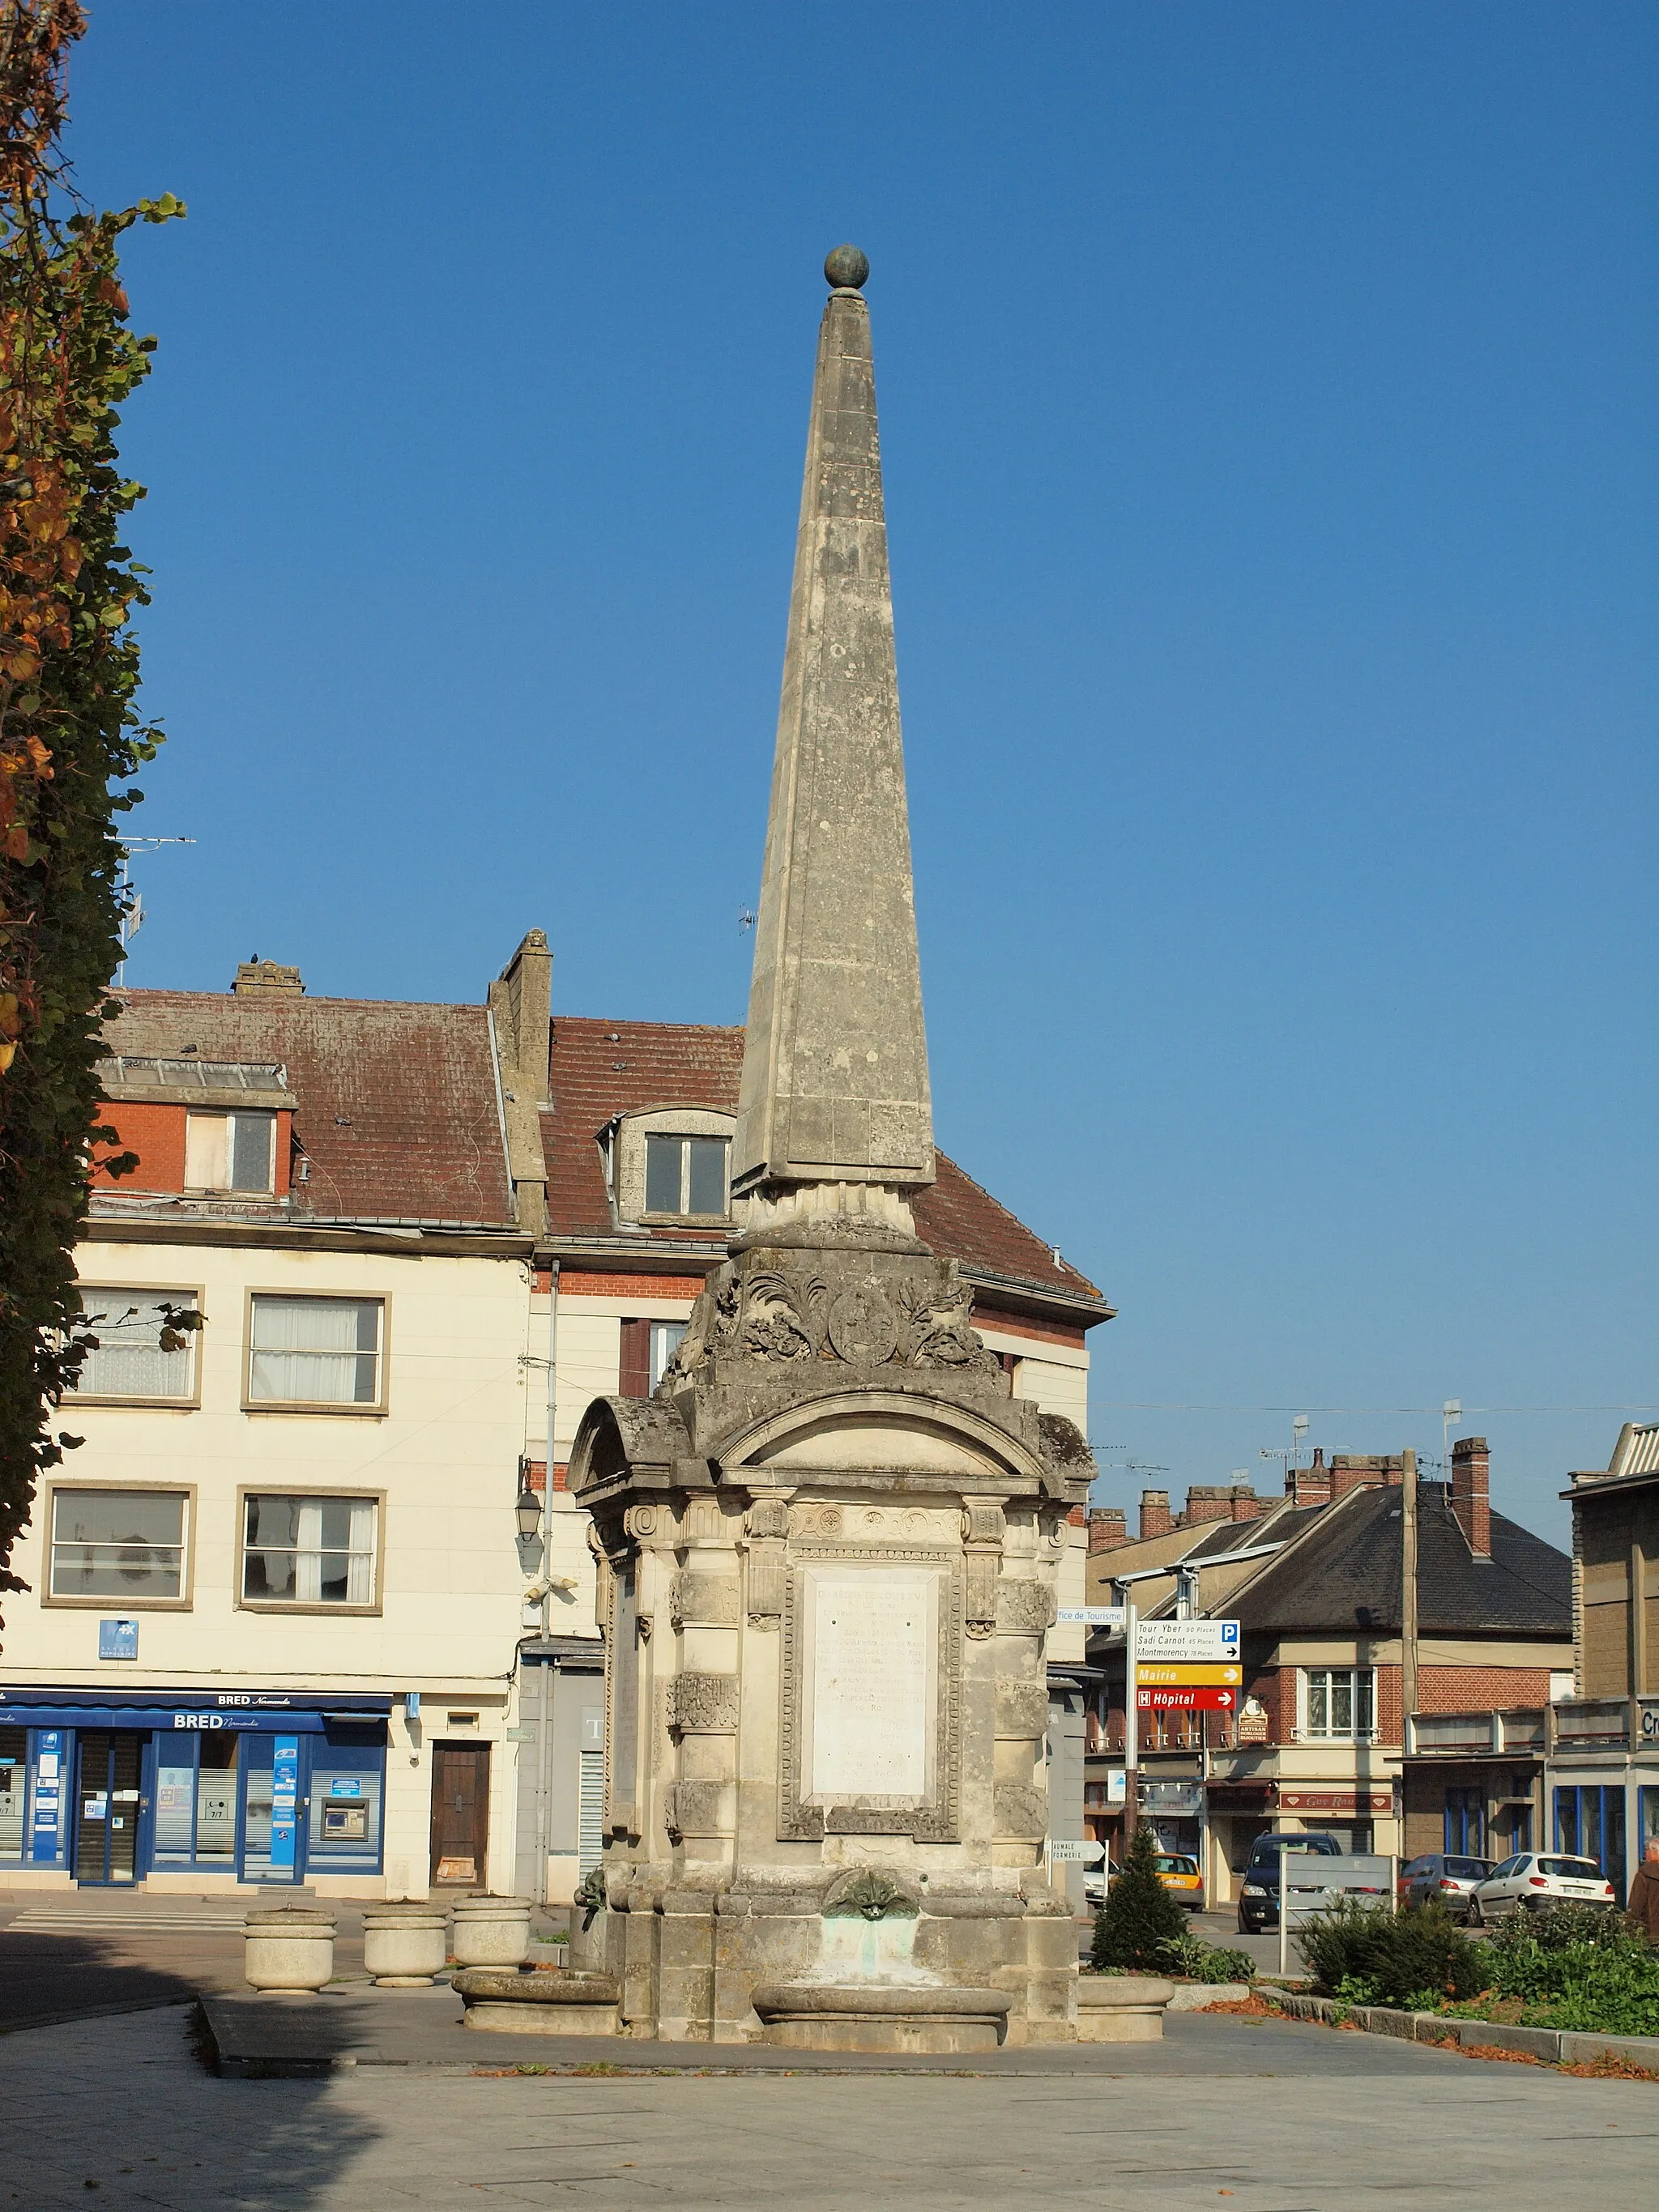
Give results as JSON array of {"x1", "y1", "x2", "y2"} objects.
[{"x1": 1091, "y1": 1820, "x2": 1188, "y2": 1971}]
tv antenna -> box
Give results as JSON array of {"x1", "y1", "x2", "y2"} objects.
[
  {"x1": 116, "y1": 836, "x2": 195, "y2": 983},
  {"x1": 738, "y1": 907, "x2": 757, "y2": 933}
]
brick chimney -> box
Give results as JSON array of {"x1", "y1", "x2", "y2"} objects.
[
  {"x1": 1451, "y1": 1435, "x2": 1492, "y2": 1559},
  {"x1": 1289, "y1": 1448, "x2": 1332, "y2": 1507},
  {"x1": 1139, "y1": 1489, "x2": 1171, "y2": 1540},
  {"x1": 1230, "y1": 1484, "x2": 1262, "y2": 1522},
  {"x1": 1087, "y1": 1506, "x2": 1128, "y2": 1554},
  {"x1": 1183, "y1": 1485, "x2": 1233, "y2": 1525},
  {"x1": 232, "y1": 959, "x2": 304, "y2": 996},
  {"x1": 1330, "y1": 1452, "x2": 1396, "y2": 1500}
]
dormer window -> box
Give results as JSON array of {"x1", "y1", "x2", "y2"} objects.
[
  {"x1": 609, "y1": 1106, "x2": 736, "y2": 1226},
  {"x1": 645, "y1": 1133, "x2": 728, "y2": 1219},
  {"x1": 185, "y1": 1110, "x2": 275, "y2": 1195}
]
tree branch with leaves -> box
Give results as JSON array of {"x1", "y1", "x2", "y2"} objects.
[{"x1": 0, "y1": 0, "x2": 181, "y2": 1613}]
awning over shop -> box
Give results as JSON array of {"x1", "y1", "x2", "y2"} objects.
[{"x1": 0, "y1": 1688, "x2": 392, "y2": 1734}]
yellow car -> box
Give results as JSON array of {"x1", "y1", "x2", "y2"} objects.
[{"x1": 1153, "y1": 1852, "x2": 1205, "y2": 1912}]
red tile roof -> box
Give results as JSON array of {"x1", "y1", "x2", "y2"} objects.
[
  {"x1": 99, "y1": 991, "x2": 514, "y2": 1225},
  {"x1": 543, "y1": 1015, "x2": 1104, "y2": 1307}
]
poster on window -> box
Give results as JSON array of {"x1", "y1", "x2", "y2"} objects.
[{"x1": 270, "y1": 1736, "x2": 300, "y2": 1870}]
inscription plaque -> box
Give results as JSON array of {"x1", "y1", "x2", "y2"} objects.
[{"x1": 804, "y1": 1566, "x2": 937, "y2": 1804}]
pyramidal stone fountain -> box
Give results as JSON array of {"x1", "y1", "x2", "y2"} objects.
[{"x1": 569, "y1": 245, "x2": 1097, "y2": 2052}]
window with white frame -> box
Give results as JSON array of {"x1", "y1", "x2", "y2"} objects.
[
  {"x1": 643, "y1": 1132, "x2": 728, "y2": 1219},
  {"x1": 248, "y1": 1295, "x2": 384, "y2": 1408},
  {"x1": 241, "y1": 1494, "x2": 378, "y2": 1606},
  {"x1": 73, "y1": 1288, "x2": 198, "y2": 1400},
  {"x1": 1303, "y1": 1667, "x2": 1375, "y2": 1740},
  {"x1": 185, "y1": 1109, "x2": 275, "y2": 1193},
  {"x1": 49, "y1": 1489, "x2": 188, "y2": 1601}
]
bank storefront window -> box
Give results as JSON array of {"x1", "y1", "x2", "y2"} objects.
[{"x1": 0, "y1": 1694, "x2": 389, "y2": 1882}]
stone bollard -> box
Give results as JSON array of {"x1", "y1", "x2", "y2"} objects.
[
  {"x1": 243, "y1": 1905, "x2": 338, "y2": 1993},
  {"x1": 362, "y1": 1903, "x2": 450, "y2": 1987},
  {"x1": 449, "y1": 1894, "x2": 534, "y2": 1968}
]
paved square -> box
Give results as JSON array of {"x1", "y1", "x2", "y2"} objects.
[{"x1": 2, "y1": 2005, "x2": 1653, "y2": 2210}]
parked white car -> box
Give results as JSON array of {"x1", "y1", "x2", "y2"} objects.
[{"x1": 1466, "y1": 1852, "x2": 1616, "y2": 1924}]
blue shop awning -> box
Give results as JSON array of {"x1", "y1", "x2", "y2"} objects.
[{"x1": 0, "y1": 1688, "x2": 392, "y2": 1735}]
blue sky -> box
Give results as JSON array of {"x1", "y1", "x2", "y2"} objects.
[{"x1": 71, "y1": 5, "x2": 1657, "y2": 1542}]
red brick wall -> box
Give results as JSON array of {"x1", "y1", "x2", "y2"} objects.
[
  {"x1": 559, "y1": 1272, "x2": 709, "y2": 1300},
  {"x1": 92, "y1": 1101, "x2": 186, "y2": 1190},
  {"x1": 1415, "y1": 1665, "x2": 1554, "y2": 1715}
]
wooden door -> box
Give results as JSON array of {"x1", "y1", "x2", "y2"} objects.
[{"x1": 429, "y1": 1742, "x2": 490, "y2": 1886}]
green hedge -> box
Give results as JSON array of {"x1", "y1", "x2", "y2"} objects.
[{"x1": 1301, "y1": 1897, "x2": 1659, "y2": 2035}]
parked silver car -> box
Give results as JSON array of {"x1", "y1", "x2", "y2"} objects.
[
  {"x1": 1466, "y1": 1852, "x2": 1616, "y2": 1924},
  {"x1": 1398, "y1": 1852, "x2": 1493, "y2": 1922}
]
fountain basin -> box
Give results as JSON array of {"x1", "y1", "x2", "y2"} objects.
[
  {"x1": 450, "y1": 1967, "x2": 621, "y2": 2035},
  {"x1": 1075, "y1": 1975, "x2": 1174, "y2": 2042},
  {"x1": 751, "y1": 1981, "x2": 1012, "y2": 2054}
]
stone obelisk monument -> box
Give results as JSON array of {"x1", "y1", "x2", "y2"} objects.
[{"x1": 572, "y1": 248, "x2": 1095, "y2": 2049}]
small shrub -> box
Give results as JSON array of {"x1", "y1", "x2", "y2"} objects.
[
  {"x1": 1158, "y1": 1929, "x2": 1260, "y2": 1984},
  {"x1": 1301, "y1": 1899, "x2": 1482, "y2": 2007},
  {"x1": 1092, "y1": 1823, "x2": 1188, "y2": 1971}
]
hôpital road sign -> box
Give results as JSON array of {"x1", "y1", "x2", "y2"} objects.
[
  {"x1": 1137, "y1": 1686, "x2": 1236, "y2": 1713},
  {"x1": 1134, "y1": 1618, "x2": 1239, "y2": 1661},
  {"x1": 1135, "y1": 1662, "x2": 1243, "y2": 1687}
]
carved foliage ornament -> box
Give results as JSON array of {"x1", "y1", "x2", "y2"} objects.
[{"x1": 665, "y1": 1255, "x2": 1002, "y2": 1380}]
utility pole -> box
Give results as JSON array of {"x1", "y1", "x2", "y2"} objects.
[{"x1": 1401, "y1": 1446, "x2": 1419, "y2": 1751}]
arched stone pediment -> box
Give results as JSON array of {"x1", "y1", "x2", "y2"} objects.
[
  {"x1": 715, "y1": 1388, "x2": 1047, "y2": 1484},
  {"x1": 569, "y1": 1394, "x2": 693, "y2": 1495}
]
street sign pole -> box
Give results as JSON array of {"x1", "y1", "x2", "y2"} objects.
[
  {"x1": 1122, "y1": 1592, "x2": 1138, "y2": 1844},
  {"x1": 1279, "y1": 1850, "x2": 1290, "y2": 1980}
]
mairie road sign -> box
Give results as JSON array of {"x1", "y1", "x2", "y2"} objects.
[
  {"x1": 1135, "y1": 1663, "x2": 1243, "y2": 1688},
  {"x1": 1137, "y1": 1685, "x2": 1235, "y2": 1712},
  {"x1": 1135, "y1": 1618, "x2": 1239, "y2": 1660}
]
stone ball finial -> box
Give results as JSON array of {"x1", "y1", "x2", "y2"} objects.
[{"x1": 824, "y1": 243, "x2": 869, "y2": 291}]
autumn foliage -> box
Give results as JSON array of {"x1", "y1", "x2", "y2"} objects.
[{"x1": 0, "y1": 0, "x2": 181, "y2": 1605}]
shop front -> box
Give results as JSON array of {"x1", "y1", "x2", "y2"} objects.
[{"x1": 0, "y1": 1688, "x2": 390, "y2": 1887}]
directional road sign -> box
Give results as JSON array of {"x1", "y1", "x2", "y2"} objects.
[
  {"x1": 1056, "y1": 1607, "x2": 1124, "y2": 1627},
  {"x1": 1134, "y1": 1618, "x2": 1239, "y2": 1661},
  {"x1": 1135, "y1": 1663, "x2": 1242, "y2": 1687},
  {"x1": 1048, "y1": 1839, "x2": 1106, "y2": 1862},
  {"x1": 1137, "y1": 1685, "x2": 1235, "y2": 1712}
]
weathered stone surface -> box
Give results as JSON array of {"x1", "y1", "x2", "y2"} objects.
[
  {"x1": 731, "y1": 271, "x2": 933, "y2": 1203},
  {"x1": 995, "y1": 1677, "x2": 1051, "y2": 1739},
  {"x1": 666, "y1": 1673, "x2": 740, "y2": 1734},
  {"x1": 996, "y1": 1578, "x2": 1058, "y2": 1634},
  {"x1": 992, "y1": 1784, "x2": 1051, "y2": 1840},
  {"x1": 669, "y1": 1571, "x2": 740, "y2": 1627}
]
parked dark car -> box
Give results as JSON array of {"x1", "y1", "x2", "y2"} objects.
[
  {"x1": 1235, "y1": 1831, "x2": 1345, "y2": 1933},
  {"x1": 1398, "y1": 1852, "x2": 1493, "y2": 1922}
]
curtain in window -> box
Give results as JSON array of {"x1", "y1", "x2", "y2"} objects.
[
  {"x1": 78, "y1": 1292, "x2": 192, "y2": 1399},
  {"x1": 250, "y1": 1298, "x2": 377, "y2": 1404},
  {"x1": 347, "y1": 1499, "x2": 375, "y2": 1602}
]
